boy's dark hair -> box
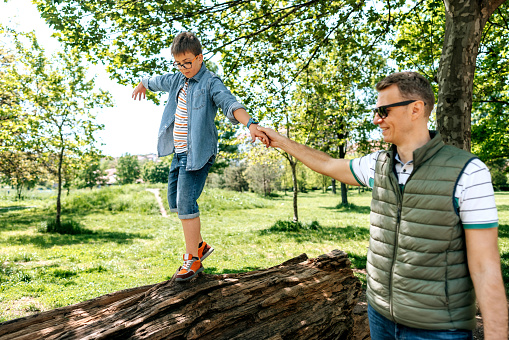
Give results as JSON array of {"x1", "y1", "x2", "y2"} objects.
[
  {"x1": 376, "y1": 72, "x2": 435, "y2": 116},
  {"x1": 171, "y1": 32, "x2": 202, "y2": 57}
]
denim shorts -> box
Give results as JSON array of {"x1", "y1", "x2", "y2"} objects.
[
  {"x1": 368, "y1": 304, "x2": 473, "y2": 340},
  {"x1": 168, "y1": 153, "x2": 215, "y2": 219}
]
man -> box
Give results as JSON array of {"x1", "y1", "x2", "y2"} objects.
[{"x1": 258, "y1": 72, "x2": 507, "y2": 339}]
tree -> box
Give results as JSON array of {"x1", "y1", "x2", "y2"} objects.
[
  {"x1": 245, "y1": 145, "x2": 283, "y2": 196},
  {"x1": 76, "y1": 160, "x2": 107, "y2": 189},
  {"x1": 33, "y1": 0, "x2": 509, "y2": 154},
  {"x1": 223, "y1": 163, "x2": 249, "y2": 192},
  {"x1": 390, "y1": 0, "x2": 509, "y2": 152},
  {"x1": 0, "y1": 150, "x2": 43, "y2": 199},
  {"x1": 0, "y1": 27, "x2": 112, "y2": 226},
  {"x1": 116, "y1": 153, "x2": 141, "y2": 185},
  {"x1": 141, "y1": 159, "x2": 170, "y2": 184}
]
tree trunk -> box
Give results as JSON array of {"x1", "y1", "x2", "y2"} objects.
[
  {"x1": 290, "y1": 157, "x2": 299, "y2": 222},
  {"x1": 339, "y1": 144, "x2": 348, "y2": 205},
  {"x1": 437, "y1": 0, "x2": 506, "y2": 150},
  {"x1": 55, "y1": 146, "x2": 64, "y2": 228},
  {"x1": 332, "y1": 178, "x2": 337, "y2": 194},
  {"x1": 0, "y1": 250, "x2": 364, "y2": 340}
]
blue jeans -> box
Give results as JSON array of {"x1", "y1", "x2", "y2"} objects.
[
  {"x1": 168, "y1": 153, "x2": 214, "y2": 219},
  {"x1": 368, "y1": 305, "x2": 473, "y2": 340}
]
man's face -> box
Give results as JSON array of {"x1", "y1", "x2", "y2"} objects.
[
  {"x1": 374, "y1": 84, "x2": 414, "y2": 145},
  {"x1": 173, "y1": 52, "x2": 203, "y2": 79}
]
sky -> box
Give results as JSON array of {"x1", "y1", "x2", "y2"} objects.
[{"x1": 0, "y1": 0, "x2": 164, "y2": 157}]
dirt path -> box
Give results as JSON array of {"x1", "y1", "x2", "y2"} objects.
[{"x1": 146, "y1": 188, "x2": 168, "y2": 217}]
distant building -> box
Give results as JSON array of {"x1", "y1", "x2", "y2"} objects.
[{"x1": 103, "y1": 168, "x2": 117, "y2": 185}]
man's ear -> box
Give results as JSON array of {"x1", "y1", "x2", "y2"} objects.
[{"x1": 411, "y1": 101, "x2": 426, "y2": 121}]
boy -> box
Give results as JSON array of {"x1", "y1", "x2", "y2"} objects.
[{"x1": 132, "y1": 32, "x2": 269, "y2": 281}]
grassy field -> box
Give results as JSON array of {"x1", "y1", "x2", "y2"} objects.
[{"x1": 0, "y1": 186, "x2": 508, "y2": 322}]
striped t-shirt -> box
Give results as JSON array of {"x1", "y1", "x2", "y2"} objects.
[
  {"x1": 174, "y1": 82, "x2": 189, "y2": 154},
  {"x1": 350, "y1": 151, "x2": 498, "y2": 229}
]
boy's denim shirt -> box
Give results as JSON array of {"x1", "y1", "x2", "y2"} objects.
[{"x1": 141, "y1": 63, "x2": 244, "y2": 171}]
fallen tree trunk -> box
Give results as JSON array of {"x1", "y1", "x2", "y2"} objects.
[{"x1": 0, "y1": 250, "x2": 363, "y2": 340}]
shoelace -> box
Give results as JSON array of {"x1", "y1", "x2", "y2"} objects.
[{"x1": 182, "y1": 258, "x2": 194, "y2": 270}]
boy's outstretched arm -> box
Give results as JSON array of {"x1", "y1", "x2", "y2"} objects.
[
  {"x1": 132, "y1": 81, "x2": 147, "y2": 101},
  {"x1": 257, "y1": 126, "x2": 359, "y2": 186},
  {"x1": 232, "y1": 108, "x2": 270, "y2": 147}
]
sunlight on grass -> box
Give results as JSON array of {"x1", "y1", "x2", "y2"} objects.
[{"x1": 0, "y1": 186, "x2": 507, "y2": 322}]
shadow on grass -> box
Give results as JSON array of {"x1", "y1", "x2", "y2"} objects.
[
  {"x1": 259, "y1": 220, "x2": 369, "y2": 269},
  {"x1": 0, "y1": 206, "x2": 35, "y2": 212},
  {"x1": 498, "y1": 224, "x2": 509, "y2": 238},
  {"x1": 2, "y1": 231, "x2": 153, "y2": 248},
  {"x1": 0, "y1": 209, "x2": 53, "y2": 232},
  {"x1": 259, "y1": 223, "x2": 370, "y2": 243}
]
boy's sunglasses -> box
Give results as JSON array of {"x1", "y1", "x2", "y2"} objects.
[{"x1": 372, "y1": 100, "x2": 419, "y2": 119}]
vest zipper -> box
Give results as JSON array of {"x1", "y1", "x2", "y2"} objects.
[{"x1": 390, "y1": 203, "x2": 402, "y2": 320}]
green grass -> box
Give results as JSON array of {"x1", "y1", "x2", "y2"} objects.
[{"x1": 0, "y1": 186, "x2": 507, "y2": 323}]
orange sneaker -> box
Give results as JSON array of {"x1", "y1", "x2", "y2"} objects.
[
  {"x1": 198, "y1": 241, "x2": 214, "y2": 261},
  {"x1": 175, "y1": 254, "x2": 203, "y2": 282}
]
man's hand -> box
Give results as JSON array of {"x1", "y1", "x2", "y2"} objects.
[
  {"x1": 132, "y1": 81, "x2": 147, "y2": 101},
  {"x1": 249, "y1": 124, "x2": 270, "y2": 147},
  {"x1": 256, "y1": 125, "x2": 286, "y2": 148}
]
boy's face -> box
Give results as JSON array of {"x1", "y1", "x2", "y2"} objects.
[{"x1": 173, "y1": 52, "x2": 203, "y2": 79}]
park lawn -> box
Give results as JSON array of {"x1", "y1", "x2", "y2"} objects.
[{"x1": 0, "y1": 186, "x2": 507, "y2": 322}]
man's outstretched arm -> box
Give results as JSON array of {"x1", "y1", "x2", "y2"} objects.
[{"x1": 257, "y1": 126, "x2": 360, "y2": 186}]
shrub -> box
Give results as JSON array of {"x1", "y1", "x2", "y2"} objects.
[
  {"x1": 39, "y1": 219, "x2": 91, "y2": 235},
  {"x1": 267, "y1": 220, "x2": 322, "y2": 232}
]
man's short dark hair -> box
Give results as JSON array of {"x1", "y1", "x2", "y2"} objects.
[
  {"x1": 171, "y1": 32, "x2": 202, "y2": 57},
  {"x1": 376, "y1": 72, "x2": 435, "y2": 116}
]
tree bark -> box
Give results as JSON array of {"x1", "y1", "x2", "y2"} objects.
[
  {"x1": 437, "y1": 0, "x2": 506, "y2": 150},
  {"x1": 339, "y1": 143, "x2": 348, "y2": 205},
  {"x1": 290, "y1": 157, "x2": 299, "y2": 222},
  {"x1": 0, "y1": 250, "x2": 363, "y2": 340},
  {"x1": 55, "y1": 145, "x2": 64, "y2": 228}
]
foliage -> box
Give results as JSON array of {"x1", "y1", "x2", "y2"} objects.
[
  {"x1": 222, "y1": 163, "x2": 249, "y2": 192},
  {"x1": 116, "y1": 154, "x2": 141, "y2": 185},
  {"x1": 141, "y1": 159, "x2": 170, "y2": 184},
  {"x1": 0, "y1": 26, "x2": 113, "y2": 227},
  {"x1": 39, "y1": 218, "x2": 91, "y2": 235},
  {"x1": 390, "y1": 1, "x2": 509, "y2": 154},
  {"x1": 31, "y1": 0, "x2": 390, "y2": 88},
  {"x1": 244, "y1": 143, "x2": 283, "y2": 196},
  {"x1": 55, "y1": 185, "x2": 160, "y2": 215},
  {"x1": 486, "y1": 159, "x2": 509, "y2": 191},
  {"x1": 265, "y1": 220, "x2": 322, "y2": 233},
  {"x1": 75, "y1": 161, "x2": 107, "y2": 189},
  {"x1": 0, "y1": 151, "x2": 45, "y2": 199}
]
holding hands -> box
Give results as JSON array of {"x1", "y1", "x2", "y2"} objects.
[{"x1": 248, "y1": 123, "x2": 271, "y2": 147}]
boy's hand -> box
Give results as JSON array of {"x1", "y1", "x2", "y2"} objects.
[
  {"x1": 249, "y1": 124, "x2": 270, "y2": 147},
  {"x1": 256, "y1": 126, "x2": 285, "y2": 149},
  {"x1": 132, "y1": 81, "x2": 147, "y2": 101}
]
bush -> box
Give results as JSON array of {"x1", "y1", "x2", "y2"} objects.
[
  {"x1": 39, "y1": 219, "x2": 91, "y2": 235},
  {"x1": 267, "y1": 220, "x2": 322, "y2": 232},
  {"x1": 56, "y1": 186, "x2": 160, "y2": 215}
]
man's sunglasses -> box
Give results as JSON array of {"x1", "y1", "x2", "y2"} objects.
[{"x1": 372, "y1": 100, "x2": 420, "y2": 119}]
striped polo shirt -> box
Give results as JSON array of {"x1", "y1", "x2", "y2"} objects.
[
  {"x1": 350, "y1": 151, "x2": 498, "y2": 229},
  {"x1": 174, "y1": 81, "x2": 189, "y2": 154}
]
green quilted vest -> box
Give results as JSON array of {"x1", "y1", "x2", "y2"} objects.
[{"x1": 367, "y1": 132, "x2": 478, "y2": 330}]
